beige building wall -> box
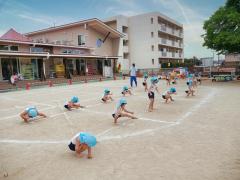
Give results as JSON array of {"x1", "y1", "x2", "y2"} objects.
[
  {"x1": 52, "y1": 47, "x2": 90, "y2": 54},
  {"x1": 128, "y1": 12, "x2": 183, "y2": 70},
  {"x1": 105, "y1": 21, "x2": 117, "y2": 29},
  {"x1": 105, "y1": 15, "x2": 130, "y2": 73},
  {"x1": 18, "y1": 44, "x2": 29, "y2": 52},
  {"x1": 27, "y1": 25, "x2": 118, "y2": 57},
  {"x1": 0, "y1": 58, "x2": 2, "y2": 80}
]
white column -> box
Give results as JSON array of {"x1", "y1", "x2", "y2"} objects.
[
  {"x1": 0, "y1": 58, "x2": 2, "y2": 80},
  {"x1": 43, "y1": 59, "x2": 46, "y2": 77}
]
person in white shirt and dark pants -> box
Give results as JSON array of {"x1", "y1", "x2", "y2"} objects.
[{"x1": 130, "y1": 63, "x2": 138, "y2": 87}]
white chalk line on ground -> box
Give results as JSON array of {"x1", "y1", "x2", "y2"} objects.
[
  {"x1": 2, "y1": 96, "x2": 55, "y2": 108},
  {"x1": 78, "y1": 108, "x2": 175, "y2": 124},
  {"x1": 0, "y1": 88, "x2": 216, "y2": 144},
  {"x1": 0, "y1": 139, "x2": 68, "y2": 144}
]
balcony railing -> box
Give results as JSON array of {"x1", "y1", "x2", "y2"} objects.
[
  {"x1": 160, "y1": 25, "x2": 167, "y2": 32},
  {"x1": 162, "y1": 52, "x2": 167, "y2": 57},
  {"x1": 159, "y1": 24, "x2": 183, "y2": 38}
]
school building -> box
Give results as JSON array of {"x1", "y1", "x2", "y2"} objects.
[
  {"x1": 104, "y1": 12, "x2": 184, "y2": 73},
  {"x1": 0, "y1": 18, "x2": 123, "y2": 81}
]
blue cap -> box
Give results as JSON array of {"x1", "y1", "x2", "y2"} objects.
[
  {"x1": 170, "y1": 87, "x2": 176, "y2": 93},
  {"x1": 123, "y1": 86, "x2": 128, "y2": 91},
  {"x1": 143, "y1": 72, "x2": 148, "y2": 78},
  {"x1": 104, "y1": 88, "x2": 110, "y2": 94},
  {"x1": 71, "y1": 96, "x2": 79, "y2": 103},
  {"x1": 28, "y1": 108, "x2": 38, "y2": 118},
  {"x1": 119, "y1": 98, "x2": 127, "y2": 105},
  {"x1": 150, "y1": 76, "x2": 159, "y2": 83},
  {"x1": 79, "y1": 133, "x2": 97, "y2": 147}
]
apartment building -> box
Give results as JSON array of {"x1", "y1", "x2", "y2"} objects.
[
  {"x1": 0, "y1": 19, "x2": 123, "y2": 81},
  {"x1": 104, "y1": 12, "x2": 184, "y2": 73}
]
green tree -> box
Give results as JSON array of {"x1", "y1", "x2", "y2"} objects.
[{"x1": 202, "y1": 0, "x2": 240, "y2": 54}]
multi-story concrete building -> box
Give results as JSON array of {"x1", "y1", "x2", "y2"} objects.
[{"x1": 104, "y1": 12, "x2": 184, "y2": 73}]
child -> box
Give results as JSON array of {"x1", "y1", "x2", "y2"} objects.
[
  {"x1": 112, "y1": 98, "x2": 137, "y2": 124},
  {"x1": 162, "y1": 87, "x2": 177, "y2": 103},
  {"x1": 172, "y1": 75, "x2": 178, "y2": 85},
  {"x1": 193, "y1": 74, "x2": 198, "y2": 88},
  {"x1": 197, "y1": 73, "x2": 202, "y2": 85},
  {"x1": 64, "y1": 96, "x2": 85, "y2": 111},
  {"x1": 185, "y1": 80, "x2": 195, "y2": 96},
  {"x1": 68, "y1": 132, "x2": 97, "y2": 159},
  {"x1": 148, "y1": 76, "x2": 160, "y2": 112},
  {"x1": 20, "y1": 106, "x2": 47, "y2": 123},
  {"x1": 142, "y1": 73, "x2": 148, "y2": 92},
  {"x1": 121, "y1": 86, "x2": 132, "y2": 96},
  {"x1": 101, "y1": 88, "x2": 113, "y2": 103},
  {"x1": 166, "y1": 74, "x2": 170, "y2": 86}
]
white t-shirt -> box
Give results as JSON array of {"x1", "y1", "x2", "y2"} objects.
[
  {"x1": 130, "y1": 67, "x2": 137, "y2": 76},
  {"x1": 162, "y1": 90, "x2": 169, "y2": 96},
  {"x1": 149, "y1": 84, "x2": 157, "y2": 93},
  {"x1": 70, "y1": 133, "x2": 80, "y2": 145}
]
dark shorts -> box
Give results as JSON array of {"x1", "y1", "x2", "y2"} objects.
[
  {"x1": 148, "y1": 92, "x2": 155, "y2": 99},
  {"x1": 68, "y1": 142, "x2": 75, "y2": 151},
  {"x1": 185, "y1": 90, "x2": 189, "y2": 94},
  {"x1": 64, "y1": 104, "x2": 69, "y2": 109},
  {"x1": 162, "y1": 95, "x2": 166, "y2": 99},
  {"x1": 197, "y1": 79, "x2": 201, "y2": 82},
  {"x1": 112, "y1": 114, "x2": 121, "y2": 118},
  {"x1": 142, "y1": 82, "x2": 146, "y2": 86},
  {"x1": 101, "y1": 98, "x2": 106, "y2": 102}
]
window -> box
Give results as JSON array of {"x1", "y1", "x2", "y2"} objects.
[
  {"x1": 151, "y1": 17, "x2": 153, "y2": 24},
  {"x1": 10, "y1": 46, "x2": 18, "y2": 51},
  {"x1": 30, "y1": 47, "x2": 43, "y2": 53},
  {"x1": 151, "y1": 32, "x2": 154, "y2": 38},
  {"x1": 78, "y1": 35, "x2": 85, "y2": 45},
  {"x1": 122, "y1": 26, "x2": 128, "y2": 33},
  {"x1": 151, "y1": 45, "x2": 154, "y2": 51},
  {"x1": 0, "y1": 45, "x2": 9, "y2": 51},
  {"x1": 104, "y1": 60, "x2": 111, "y2": 67},
  {"x1": 152, "y1": 59, "x2": 154, "y2": 65},
  {"x1": 123, "y1": 40, "x2": 128, "y2": 46},
  {"x1": 0, "y1": 45, "x2": 18, "y2": 51},
  {"x1": 62, "y1": 49, "x2": 82, "y2": 54},
  {"x1": 123, "y1": 53, "x2": 129, "y2": 59},
  {"x1": 158, "y1": 58, "x2": 161, "y2": 64}
]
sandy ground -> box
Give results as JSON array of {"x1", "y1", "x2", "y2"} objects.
[{"x1": 0, "y1": 78, "x2": 240, "y2": 180}]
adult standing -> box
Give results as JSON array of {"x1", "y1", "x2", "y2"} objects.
[{"x1": 130, "y1": 63, "x2": 138, "y2": 87}]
